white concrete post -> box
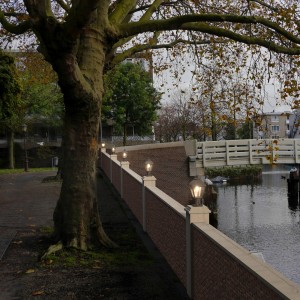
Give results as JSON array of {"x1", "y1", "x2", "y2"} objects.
[
  {"x1": 185, "y1": 205, "x2": 211, "y2": 298},
  {"x1": 226, "y1": 140, "x2": 230, "y2": 165},
  {"x1": 120, "y1": 161, "x2": 130, "y2": 198},
  {"x1": 110, "y1": 154, "x2": 118, "y2": 182},
  {"x1": 142, "y1": 176, "x2": 156, "y2": 232}
]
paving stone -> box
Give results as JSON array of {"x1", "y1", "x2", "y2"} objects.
[{"x1": 0, "y1": 228, "x2": 16, "y2": 260}]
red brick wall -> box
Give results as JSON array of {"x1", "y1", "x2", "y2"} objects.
[
  {"x1": 119, "y1": 146, "x2": 194, "y2": 207},
  {"x1": 145, "y1": 188, "x2": 187, "y2": 287},
  {"x1": 100, "y1": 152, "x2": 110, "y2": 178},
  {"x1": 123, "y1": 171, "x2": 143, "y2": 224},
  {"x1": 111, "y1": 161, "x2": 121, "y2": 194},
  {"x1": 100, "y1": 148, "x2": 294, "y2": 300},
  {"x1": 191, "y1": 226, "x2": 283, "y2": 300}
]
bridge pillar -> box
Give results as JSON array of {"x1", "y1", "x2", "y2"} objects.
[{"x1": 287, "y1": 168, "x2": 299, "y2": 208}]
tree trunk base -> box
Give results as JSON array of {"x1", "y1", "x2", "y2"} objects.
[{"x1": 41, "y1": 225, "x2": 117, "y2": 260}]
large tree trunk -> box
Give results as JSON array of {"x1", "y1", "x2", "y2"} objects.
[
  {"x1": 53, "y1": 93, "x2": 113, "y2": 249},
  {"x1": 123, "y1": 123, "x2": 127, "y2": 146},
  {"x1": 7, "y1": 130, "x2": 14, "y2": 169},
  {"x1": 48, "y1": 15, "x2": 115, "y2": 250}
]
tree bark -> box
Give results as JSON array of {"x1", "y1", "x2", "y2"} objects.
[
  {"x1": 123, "y1": 123, "x2": 128, "y2": 146},
  {"x1": 53, "y1": 88, "x2": 114, "y2": 249},
  {"x1": 48, "y1": 13, "x2": 116, "y2": 250},
  {"x1": 7, "y1": 130, "x2": 14, "y2": 169}
]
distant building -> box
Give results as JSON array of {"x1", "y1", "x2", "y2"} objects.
[
  {"x1": 253, "y1": 111, "x2": 292, "y2": 139},
  {"x1": 288, "y1": 109, "x2": 300, "y2": 138}
]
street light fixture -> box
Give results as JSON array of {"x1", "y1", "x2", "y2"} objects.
[
  {"x1": 144, "y1": 159, "x2": 153, "y2": 176},
  {"x1": 22, "y1": 124, "x2": 29, "y2": 172},
  {"x1": 189, "y1": 176, "x2": 206, "y2": 206}
]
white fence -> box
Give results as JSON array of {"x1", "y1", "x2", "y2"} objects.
[{"x1": 190, "y1": 139, "x2": 300, "y2": 168}]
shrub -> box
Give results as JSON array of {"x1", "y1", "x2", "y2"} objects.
[{"x1": 206, "y1": 165, "x2": 262, "y2": 178}]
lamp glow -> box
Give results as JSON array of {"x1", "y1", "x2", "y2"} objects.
[
  {"x1": 189, "y1": 177, "x2": 206, "y2": 206},
  {"x1": 144, "y1": 159, "x2": 153, "y2": 176},
  {"x1": 122, "y1": 150, "x2": 128, "y2": 160}
]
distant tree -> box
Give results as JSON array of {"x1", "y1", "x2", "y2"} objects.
[
  {"x1": 0, "y1": 51, "x2": 64, "y2": 169},
  {"x1": 103, "y1": 62, "x2": 160, "y2": 145},
  {"x1": 223, "y1": 120, "x2": 236, "y2": 140},
  {"x1": 237, "y1": 121, "x2": 254, "y2": 139},
  {"x1": 18, "y1": 52, "x2": 64, "y2": 129},
  {"x1": 23, "y1": 82, "x2": 64, "y2": 129},
  {"x1": 0, "y1": 51, "x2": 23, "y2": 169},
  {"x1": 155, "y1": 105, "x2": 181, "y2": 142}
]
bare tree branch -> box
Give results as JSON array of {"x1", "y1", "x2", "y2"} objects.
[
  {"x1": 120, "y1": 14, "x2": 300, "y2": 44},
  {"x1": 111, "y1": 0, "x2": 164, "y2": 49},
  {"x1": 62, "y1": 0, "x2": 102, "y2": 40},
  {"x1": 119, "y1": 13, "x2": 300, "y2": 49},
  {"x1": 249, "y1": 0, "x2": 279, "y2": 13},
  {"x1": 109, "y1": 0, "x2": 139, "y2": 25},
  {"x1": 55, "y1": 0, "x2": 70, "y2": 11},
  {"x1": 24, "y1": 0, "x2": 54, "y2": 18},
  {"x1": 181, "y1": 22, "x2": 300, "y2": 55},
  {"x1": 0, "y1": 9, "x2": 32, "y2": 34}
]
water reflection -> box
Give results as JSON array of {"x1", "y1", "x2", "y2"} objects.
[{"x1": 215, "y1": 166, "x2": 300, "y2": 285}]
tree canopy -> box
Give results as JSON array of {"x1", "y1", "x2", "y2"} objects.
[
  {"x1": 14, "y1": 52, "x2": 64, "y2": 130},
  {"x1": 0, "y1": 50, "x2": 23, "y2": 169},
  {"x1": 1, "y1": 1, "x2": 300, "y2": 252},
  {"x1": 103, "y1": 62, "x2": 160, "y2": 145},
  {"x1": 0, "y1": 51, "x2": 23, "y2": 131}
]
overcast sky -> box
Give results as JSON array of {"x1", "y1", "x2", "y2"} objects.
[{"x1": 153, "y1": 64, "x2": 293, "y2": 113}]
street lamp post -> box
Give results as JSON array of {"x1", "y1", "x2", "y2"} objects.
[{"x1": 22, "y1": 124, "x2": 29, "y2": 172}]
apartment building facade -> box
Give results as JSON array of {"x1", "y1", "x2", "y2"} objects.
[{"x1": 253, "y1": 111, "x2": 291, "y2": 139}]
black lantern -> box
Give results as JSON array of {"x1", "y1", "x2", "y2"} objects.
[
  {"x1": 189, "y1": 176, "x2": 206, "y2": 206},
  {"x1": 144, "y1": 159, "x2": 153, "y2": 176},
  {"x1": 122, "y1": 149, "x2": 128, "y2": 160}
]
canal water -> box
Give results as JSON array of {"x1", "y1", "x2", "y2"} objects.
[{"x1": 215, "y1": 165, "x2": 300, "y2": 285}]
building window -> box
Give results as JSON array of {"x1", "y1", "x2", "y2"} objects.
[
  {"x1": 272, "y1": 135, "x2": 279, "y2": 139},
  {"x1": 271, "y1": 125, "x2": 279, "y2": 132},
  {"x1": 271, "y1": 115, "x2": 279, "y2": 122}
]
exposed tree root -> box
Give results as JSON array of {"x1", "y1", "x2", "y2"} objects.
[
  {"x1": 96, "y1": 227, "x2": 118, "y2": 248},
  {"x1": 41, "y1": 229, "x2": 117, "y2": 260},
  {"x1": 41, "y1": 241, "x2": 63, "y2": 260}
]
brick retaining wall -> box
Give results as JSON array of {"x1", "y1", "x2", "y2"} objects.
[
  {"x1": 99, "y1": 147, "x2": 300, "y2": 300},
  {"x1": 146, "y1": 188, "x2": 187, "y2": 287}
]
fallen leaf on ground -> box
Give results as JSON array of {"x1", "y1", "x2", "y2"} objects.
[
  {"x1": 44, "y1": 259, "x2": 53, "y2": 265},
  {"x1": 12, "y1": 240, "x2": 22, "y2": 244},
  {"x1": 25, "y1": 269, "x2": 35, "y2": 274},
  {"x1": 32, "y1": 290, "x2": 44, "y2": 296}
]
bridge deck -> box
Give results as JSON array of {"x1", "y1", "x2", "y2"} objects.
[{"x1": 193, "y1": 139, "x2": 300, "y2": 168}]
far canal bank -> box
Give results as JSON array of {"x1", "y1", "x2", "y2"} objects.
[{"x1": 215, "y1": 164, "x2": 300, "y2": 285}]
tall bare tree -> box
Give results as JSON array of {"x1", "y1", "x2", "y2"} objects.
[{"x1": 1, "y1": 0, "x2": 300, "y2": 251}]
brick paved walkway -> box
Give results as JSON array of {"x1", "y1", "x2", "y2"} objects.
[
  {"x1": 0, "y1": 172, "x2": 60, "y2": 260},
  {"x1": 0, "y1": 171, "x2": 189, "y2": 299}
]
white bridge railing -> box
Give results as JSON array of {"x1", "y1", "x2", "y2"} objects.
[{"x1": 185, "y1": 139, "x2": 300, "y2": 169}]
